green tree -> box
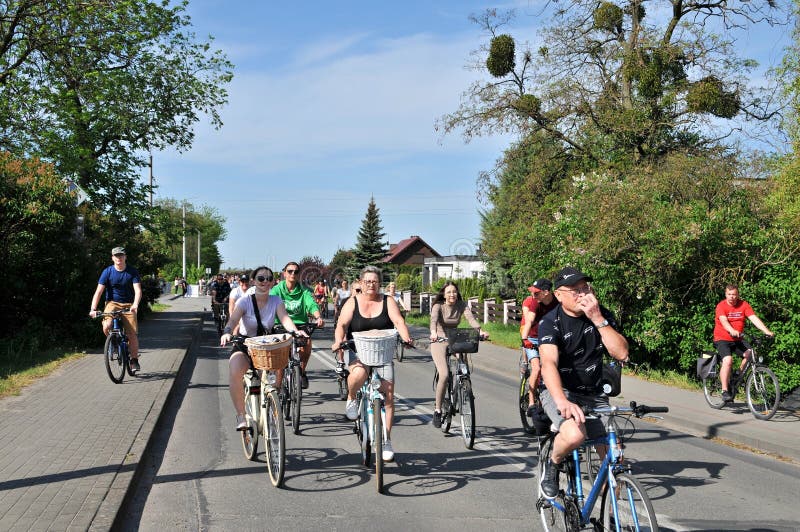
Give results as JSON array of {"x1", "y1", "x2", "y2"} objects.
[{"x1": 348, "y1": 197, "x2": 387, "y2": 275}]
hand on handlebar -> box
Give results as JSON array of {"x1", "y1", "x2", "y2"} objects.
[
  {"x1": 220, "y1": 333, "x2": 231, "y2": 347},
  {"x1": 522, "y1": 339, "x2": 534, "y2": 349},
  {"x1": 557, "y1": 399, "x2": 586, "y2": 425}
]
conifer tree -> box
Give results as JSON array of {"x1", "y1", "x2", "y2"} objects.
[{"x1": 349, "y1": 197, "x2": 387, "y2": 276}]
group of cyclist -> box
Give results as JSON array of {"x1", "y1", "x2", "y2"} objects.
[{"x1": 90, "y1": 248, "x2": 776, "y2": 487}]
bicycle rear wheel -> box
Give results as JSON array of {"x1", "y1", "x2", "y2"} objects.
[
  {"x1": 459, "y1": 379, "x2": 476, "y2": 449},
  {"x1": 241, "y1": 378, "x2": 259, "y2": 460},
  {"x1": 264, "y1": 390, "x2": 285, "y2": 487},
  {"x1": 702, "y1": 376, "x2": 726, "y2": 409},
  {"x1": 600, "y1": 472, "x2": 658, "y2": 532},
  {"x1": 291, "y1": 364, "x2": 302, "y2": 434},
  {"x1": 373, "y1": 398, "x2": 384, "y2": 494},
  {"x1": 104, "y1": 334, "x2": 125, "y2": 384},
  {"x1": 746, "y1": 366, "x2": 780, "y2": 420}
]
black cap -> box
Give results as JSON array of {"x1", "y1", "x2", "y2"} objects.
[
  {"x1": 553, "y1": 267, "x2": 592, "y2": 289},
  {"x1": 528, "y1": 278, "x2": 552, "y2": 293},
  {"x1": 239, "y1": 274, "x2": 249, "y2": 282}
]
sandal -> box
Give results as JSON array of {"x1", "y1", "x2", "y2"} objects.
[{"x1": 235, "y1": 413, "x2": 248, "y2": 431}]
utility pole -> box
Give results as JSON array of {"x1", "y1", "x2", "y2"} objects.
[
  {"x1": 149, "y1": 153, "x2": 154, "y2": 207},
  {"x1": 196, "y1": 229, "x2": 201, "y2": 268},
  {"x1": 182, "y1": 202, "x2": 186, "y2": 278}
]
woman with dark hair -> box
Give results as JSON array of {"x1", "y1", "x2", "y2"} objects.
[
  {"x1": 220, "y1": 266, "x2": 304, "y2": 431},
  {"x1": 429, "y1": 281, "x2": 488, "y2": 428}
]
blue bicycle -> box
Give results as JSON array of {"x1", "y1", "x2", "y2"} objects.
[
  {"x1": 94, "y1": 310, "x2": 136, "y2": 384},
  {"x1": 537, "y1": 401, "x2": 668, "y2": 532}
]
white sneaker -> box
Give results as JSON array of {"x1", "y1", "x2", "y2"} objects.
[
  {"x1": 345, "y1": 399, "x2": 358, "y2": 420},
  {"x1": 382, "y1": 440, "x2": 395, "y2": 462}
]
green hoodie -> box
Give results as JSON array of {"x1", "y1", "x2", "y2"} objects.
[{"x1": 270, "y1": 280, "x2": 318, "y2": 324}]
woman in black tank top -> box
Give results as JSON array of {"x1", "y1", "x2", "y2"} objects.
[{"x1": 332, "y1": 266, "x2": 413, "y2": 463}]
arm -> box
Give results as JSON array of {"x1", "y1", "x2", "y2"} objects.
[
  {"x1": 461, "y1": 304, "x2": 487, "y2": 338},
  {"x1": 387, "y1": 297, "x2": 412, "y2": 344},
  {"x1": 277, "y1": 302, "x2": 301, "y2": 333},
  {"x1": 580, "y1": 293, "x2": 629, "y2": 362},
  {"x1": 429, "y1": 303, "x2": 440, "y2": 341},
  {"x1": 718, "y1": 315, "x2": 741, "y2": 339},
  {"x1": 219, "y1": 300, "x2": 246, "y2": 346},
  {"x1": 131, "y1": 282, "x2": 142, "y2": 314},
  {"x1": 540, "y1": 343, "x2": 584, "y2": 424},
  {"x1": 89, "y1": 284, "x2": 105, "y2": 317},
  {"x1": 748, "y1": 314, "x2": 774, "y2": 337},
  {"x1": 334, "y1": 297, "x2": 356, "y2": 350},
  {"x1": 303, "y1": 289, "x2": 323, "y2": 327}
]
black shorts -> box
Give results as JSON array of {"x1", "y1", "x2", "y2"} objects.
[{"x1": 714, "y1": 339, "x2": 751, "y2": 358}]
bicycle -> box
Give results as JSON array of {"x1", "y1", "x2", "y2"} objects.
[
  {"x1": 519, "y1": 351, "x2": 548, "y2": 435},
  {"x1": 432, "y1": 327, "x2": 482, "y2": 449},
  {"x1": 240, "y1": 333, "x2": 292, "y2": 487},
  {"x1": 94, "y1": 310, "x2": 137, "y2": 384},
  {"x1": 212, "y1": 300, "x2": 228, "y2": 337},
  {"x1": 334, "y1": 355, "x2": 350, "y2": 401},
  {"x1": 333, "y1": 330, "x2": 408, "y2": 494},
  {"x1": 274, "y1": 323, "x2": 317, "y2": 435},
  {"x1": 394, "y1": 331, "x2": 405, "y2": 362},
  {"x1": 702, "y1": 334, "x2": 780, "y2": 420},
  {"x1": 314, "y1": 294, "x2": 328, "y2": 319},
  {"x1": 537, "y1": 401, "x2": 668, "y2": 532}
]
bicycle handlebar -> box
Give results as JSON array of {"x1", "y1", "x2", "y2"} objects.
[
  {"x1": 583, "y1": 401, "x2": 669, "y2": 418},
  {"x1": 331, "y1": 336, "x2": 416, "y2": 352},
  {"x1": 92, "y1": 310, "x2": 132, "y2": 318}
]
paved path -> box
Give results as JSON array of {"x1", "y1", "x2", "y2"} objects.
[{"x1": 0, "y1": 299, "x2": 797, "y2": 530}]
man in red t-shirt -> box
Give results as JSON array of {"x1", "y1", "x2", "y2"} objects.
[
  {"x1": 713, "y1": 284, "x2": 774, "y2": 402},
  {"x1": 520, "y1": 278, "x2": 558, "y2": 414}
]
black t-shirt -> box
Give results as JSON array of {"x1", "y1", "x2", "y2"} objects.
[
  {"x1": 211, "y1": 280, "x2": 232, "y2": 302},
  {"x1": 538, "y1": 304, "x2": 619, "y2": 394}
]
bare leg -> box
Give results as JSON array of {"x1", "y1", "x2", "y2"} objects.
[{"x1": 228, "y1": 351, "x2": 250, "y2": 415}]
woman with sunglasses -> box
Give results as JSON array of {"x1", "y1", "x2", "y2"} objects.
[
  {"x1": 270, "y1": 262, "x2": 324, "y2": 389},
  {"x1": 220, "y1": 266, "x2": 304, "y2": 431},
  {"x1": 333, "y1": 266, "x2": 413, "y2": 462}
]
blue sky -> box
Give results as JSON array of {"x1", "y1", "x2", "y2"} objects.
[{"x1": 151, "y1": 1, "x2": 792, "y2": 272}]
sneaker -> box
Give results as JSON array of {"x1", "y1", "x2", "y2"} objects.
[
  {"x1": 130, "y1": 358, "x2": 141, "y2": 372},
  {"x1": 235, "y1": 414, "x2": 248, "y2": 431},
  {"x1": 432, "y1": 410, "x2": 442, "y2": 428},
  {"x1": 382, "y1": 440, "x2": 395, "y2": 462},
  {"x1": 540, "y1": 459, "x2": 559, "y2": 499},
  {"x1": 721, "y1": 390, "x2": 733, "y2": 402},
  {"x1": 527, "y1": 404, "x2": 537, "y2": 418},
  {"x1": 345, "y1": 399, "x2": 358, "y2": 420},
  {"x1": 301, "y1": 371, "x2": 309, "y2": 389}
]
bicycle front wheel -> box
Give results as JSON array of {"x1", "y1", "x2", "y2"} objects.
[
  {"x1": 459, "y1": 379, "x2": 476, "y2": 449},
  {"x1": 600, "y1": 472, "x2": 658, "y2": 532},
  {"x1": 746, "y1": 366, "x2": 780, "y2": 420},
  {"x1": 104, "y1": 334, "x2": 125, "y2": 384},
  {"x1": 373, "y1": 398, "x2": 384, "y2": 494},
  {"x1": 291, "y1": 364, "x2": 302, "y2": 434},
  {"x1": 396, "y1": 341, "x2": 404, "y2": 362},
  {"x1": 241, "y1": 378, "x2": 259, "y2": 461},
  {"x1": 702, "y1": 376, "x2": 726, "y2": 409},
  {"x1": 538, "y1": 435, "x2": 570, "y2": 532},
  {"x1": 265, "y1": 390, "x2": 286, "y2": 487},
  {"x1": 441, "y1": 373, "x2": 452, "y2": 433},
  {"x1": 359, "y1": 400, "x2": 371, "y2": 468},
  {"x1": 519, "y1": 375, "x2": 537, "y2": 435}
]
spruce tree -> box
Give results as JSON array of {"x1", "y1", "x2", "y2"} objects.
[{"x1": 349, "y1": 197, "x2": 387, "y2": 276}]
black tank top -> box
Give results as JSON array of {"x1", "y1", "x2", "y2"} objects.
[{"x1": 348, "y1": 295, "x2": 392, "y2": 337}]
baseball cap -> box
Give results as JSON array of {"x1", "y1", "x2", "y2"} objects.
[
  {"x1": 528, "y1": 278, "x2": 552, "y2": 293},
  {"x1": 111, "y1": 246, "x2": 126, "y2": 255},
  {"x1": 239, "y1": 274, "x2": 249, "y2": 282},
  {"x1": 553, "y1": 266, "x2": 592, "y2": 289}
]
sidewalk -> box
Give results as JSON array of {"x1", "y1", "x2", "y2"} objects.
[
  {"x1": 0, "y1": 294, "x2": 206, "y2": 531},
  {"x1": 463, "y1": 335, "x2": 800, "y2": 463}
]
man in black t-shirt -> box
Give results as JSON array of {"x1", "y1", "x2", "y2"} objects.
[{"x1": 537, "y1": 267, "x2": 630, "y2": 499}]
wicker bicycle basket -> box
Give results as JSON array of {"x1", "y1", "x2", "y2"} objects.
[
  {"x1": 351, "y1": 329, "x2": 398, "y2": 366},
  {"x1": 244, "y1": 334, "x2": 292, "y2": 370}
]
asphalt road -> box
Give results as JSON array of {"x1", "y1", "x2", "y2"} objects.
[{"x1": 120, "y1": 318, "x2": 800, "y2": 532}]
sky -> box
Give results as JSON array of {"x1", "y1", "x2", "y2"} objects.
[{"x1": 150, "y1": 0, "x2": 793, "y2": 272}]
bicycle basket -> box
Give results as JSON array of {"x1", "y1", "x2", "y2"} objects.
[
  {"x1": 445, "y1": 328, "x2": 480, "y2": 354},
  {"x1": 244, "y1": 334, "x2": 292, "y2": 370},
  {"x1": 351, "y1": 329, "x2": 397, "y2": 366}
]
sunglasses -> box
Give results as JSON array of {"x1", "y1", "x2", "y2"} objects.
[
  {"x1": 285, "y1": 269, "x2": 299, "y2": 274},
  {"x1": 355, "y1": 289, "x2": 362, "y2": 293},
  {"x1": 256, "y1": 274, "x2": 274, "y2": 282}
]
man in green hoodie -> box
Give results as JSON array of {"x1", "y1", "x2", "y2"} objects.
[{"x1": 271, "y1": 261, "x2": 324, "y2": 388}]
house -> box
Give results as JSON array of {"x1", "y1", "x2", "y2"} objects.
[
  {"x1": 423, "y1": 255, "x2": 486, "y2": 287},
  {"x1": 380, "y1": 235, "x2": 441, "y2": 267}
]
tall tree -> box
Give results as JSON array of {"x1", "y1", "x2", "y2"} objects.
[{"x1": 349, "y1": 197, "x2": 387, "y2": 275}]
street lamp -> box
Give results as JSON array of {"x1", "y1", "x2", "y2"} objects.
[{"x1": 196, "y1": 229, "x2": 201, "y2": 268}]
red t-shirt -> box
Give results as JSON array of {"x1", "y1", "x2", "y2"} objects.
[
  {"x1": 713, "y1": 299, "x2": 754, "y2": 342},
  {"x1": 520, "y1": 296, "x2": 558, "y2": 339}
]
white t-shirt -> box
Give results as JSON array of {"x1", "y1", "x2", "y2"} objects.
[
  {"x1": 235, "y1": 294, "x2": 282, "y2": 336},
  {"x1": 336, "y1": 288, "x2": 351, "y2": 306}
]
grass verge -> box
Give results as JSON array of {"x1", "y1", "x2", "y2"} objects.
[{"x1": 0, "y1": 350, "x2": 86, "y2": 398}]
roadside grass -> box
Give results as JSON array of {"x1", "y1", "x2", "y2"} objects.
[
  {"x1": 0, "y1": 302, "x2": 170, "y2": 398},
  {"x1": 404, "y1": 311, "x2": 702, "y2": 390}
]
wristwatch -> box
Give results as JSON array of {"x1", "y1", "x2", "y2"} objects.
[{"x1": 596, "y1": 319, "x2": 609, "y2": 329}]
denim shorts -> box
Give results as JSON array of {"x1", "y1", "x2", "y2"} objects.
[{"x1": 524, "y1": 337, "x2": 540, "y2": 360}]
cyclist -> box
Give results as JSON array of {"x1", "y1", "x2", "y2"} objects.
[
  {"x1": 334, "y1": 279, "x2": 351, "y2": 323},
  {"x1": 520, "y1": 278, "x2": 558, "y2": 416},
  {"x1": 428, "y1": 281, "x2": 487, "y2": 428},
  {"x1": 385, "y1": 282, "x2": 407, "y2": 312},
  {"x1": 713, "y1": 284, "x2": 775, "y2": 402},
  {"x1": 220, "y1": 266, "x2": 304, "y2": 431},
  {"x1": 537, "y1": 267, "x2": 629, "y2": 499},
  {"x1": 89, "y1": 246, "x2": 143, "y2": 372},
  {"x1": 313, "y1": 280, "x2": 327, "y2": 317},
  {"x1": 210, "y1": 273, "x2": 232, "y2": 326},
  {"x1": 270, "y1": 262, "x2": 324, "y2": 389},
  {"x1": 333, "y1": 266, "x2": 413, "y2": 462}
]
